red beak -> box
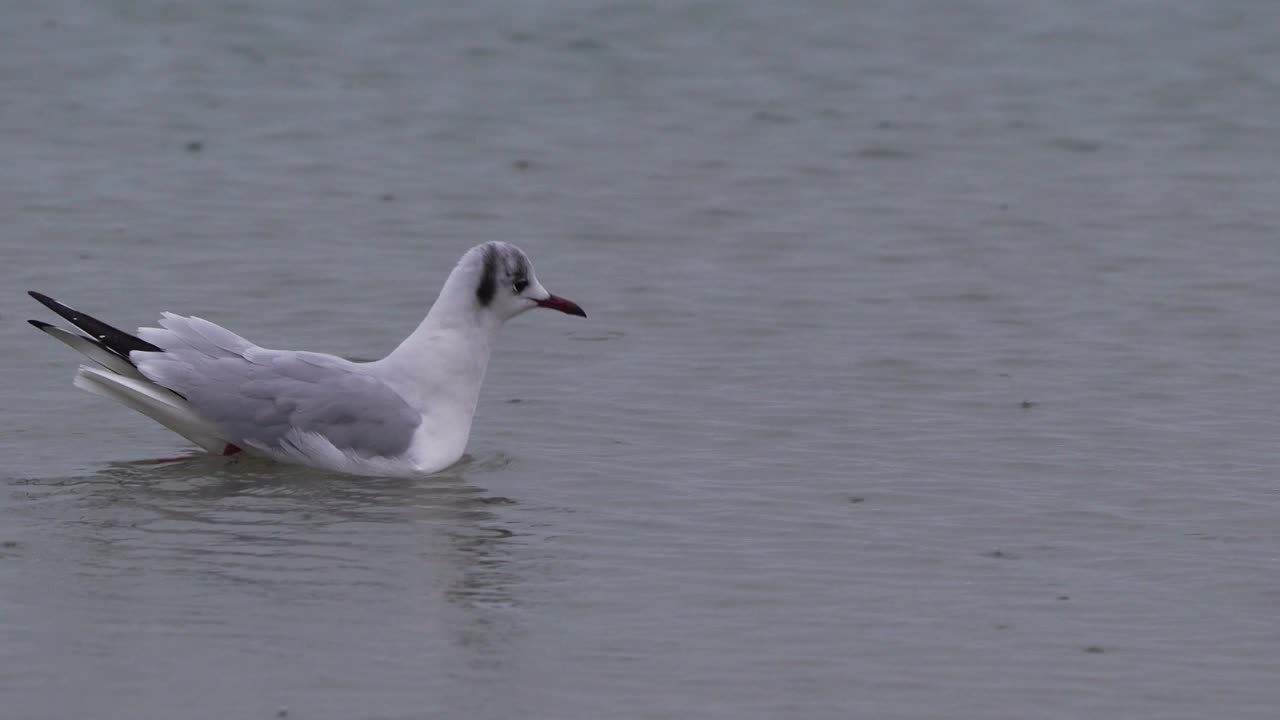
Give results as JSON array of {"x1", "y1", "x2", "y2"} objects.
[{"x1": 536, "y1": 294, "x2": 587, "y2": 318}]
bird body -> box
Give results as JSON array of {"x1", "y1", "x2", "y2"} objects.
[{"x1": 28, "y1": 242, "x2": 585, "y2": 477}]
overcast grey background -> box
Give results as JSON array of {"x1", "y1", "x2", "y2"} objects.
[{"x1": 2, "y1": 1, "x2": 1279, "y2": 719}]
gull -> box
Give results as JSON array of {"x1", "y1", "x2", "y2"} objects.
[{"x1": 27, "y1": 241, "x2": 586, "y2": 477}]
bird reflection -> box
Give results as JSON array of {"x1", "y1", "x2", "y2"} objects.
[{"x1": 12, "y1": 450, "x2": 528, "y2": 673}]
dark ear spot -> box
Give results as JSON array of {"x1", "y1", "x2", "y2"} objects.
[{"x1": 475, "y1": 244, "x2": 498, "y2": 306}]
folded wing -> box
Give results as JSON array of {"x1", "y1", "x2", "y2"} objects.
[
  {"x1": 133, "y1": 314, "x2": 421, "y2": 461},
  {"x1": 29, "y1": 294, "x2": 422, "y2": 464}
]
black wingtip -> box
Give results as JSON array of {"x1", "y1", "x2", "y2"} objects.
[
  {"x1": 28, "y1": 291, "x2": 71, "y2": 317},
  {"x1": 27, "y1": 319, "x2": 53, "y2": 330},
  {"x1": 27, "y1": 290, "x2": 164, "y2": 355}
]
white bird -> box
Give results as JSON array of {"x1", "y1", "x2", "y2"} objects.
[{"x1": 27, "y1": 241, "x2": 586, "y2": 477}]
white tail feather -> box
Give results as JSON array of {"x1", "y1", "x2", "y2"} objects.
[{"x1": 73, "y1": 365, "x2": 228, "y2": 453}]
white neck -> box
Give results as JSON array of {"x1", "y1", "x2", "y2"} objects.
[{"x1": 373, "y1": 260, "x2": 502, "y2": 429}]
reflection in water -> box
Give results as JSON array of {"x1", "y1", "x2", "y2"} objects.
[{"x1": 8, "y1": 451, "x2": 528, "y2": 683}]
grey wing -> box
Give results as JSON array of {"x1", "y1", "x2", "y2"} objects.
[{"x1": 133, "y1": 314, "x2": 420, "y2": 458}]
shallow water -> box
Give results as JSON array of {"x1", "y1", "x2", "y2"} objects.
[{"x1": 3, "y1": 1, "x2": 1279, "y2": 718}]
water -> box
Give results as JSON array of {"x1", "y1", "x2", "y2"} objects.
[{"x1": 3, "y1": 1, "x2": 1279, "y2": 718}]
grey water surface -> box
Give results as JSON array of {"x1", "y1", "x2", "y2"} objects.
[{"x1": 2, "y1": 1, "x2": 1279, "y2": 719}]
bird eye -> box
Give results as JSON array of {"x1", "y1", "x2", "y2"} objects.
[{"x1": 513, "y1": 276, "x2": 529, "y2": 294}]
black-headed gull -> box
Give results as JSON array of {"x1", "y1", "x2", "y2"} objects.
[{"x1": 28, "y1": 241, "x2": 585, "y2": 477}]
